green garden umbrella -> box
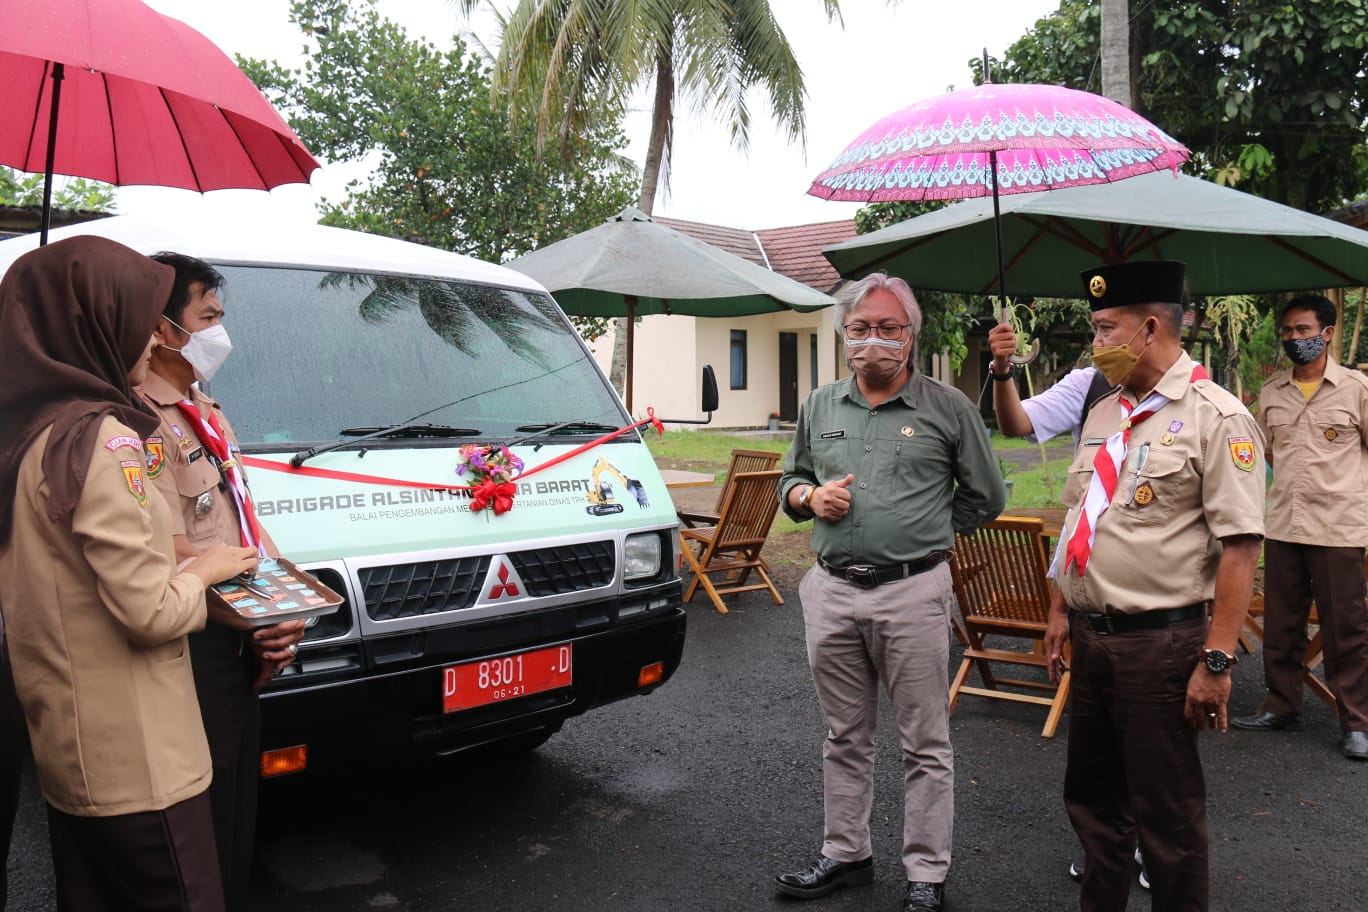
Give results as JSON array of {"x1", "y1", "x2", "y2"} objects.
[
  {"x1": 823, "y1": 171, "x2": 1368, "y2": 297},
  {"x1": 508, "y1": 207, "x2": 834, "y2": 410}
]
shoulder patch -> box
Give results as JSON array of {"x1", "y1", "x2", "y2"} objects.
[
  {"x1": 104, "y1": 435, "x2": 143, "y2": 452},
  {"x1": 120, "y1": 460, "x2": 148, "y2": 505},
  {"x1": 144, "y1": 440, "x2": 166, "y2": 478},
  {"x1": 1228, "y1": 436, "x2": 1257, "y2": 472}
]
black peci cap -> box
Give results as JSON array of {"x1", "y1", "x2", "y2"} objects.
[{"x1": 1080, "y1": 260, "x2": 1187, "y2": 311}]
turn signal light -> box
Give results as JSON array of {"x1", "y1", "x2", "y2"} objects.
[
  {"x1": 259, "y1": 745, "x2": 308, "y2": 778},
  {"x1": 637, "y1": 661, "x2": 664, "y2": 689}
]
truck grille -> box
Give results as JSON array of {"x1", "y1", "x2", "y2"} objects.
[
  {"x1": 358, "y1": 542, "x2": 616, "y2": 620},
  {"x1": 360, "y1": 557, "x2": 490, "y2": 620},
  {"x1": 509, "y1": 541, "x2": 616, "y2": 596}
]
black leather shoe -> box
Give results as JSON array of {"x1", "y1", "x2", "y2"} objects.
[
  {"x1": 903, "y1": 880, "x2": 945, "y2": 912},
  {"x1": 1343, "y1": 731, "x2": 1368, "y2": 760},
  {"x1": 774, "y1": 855, "x2": 873, "y2": 899},
  {"x1": 1231, "y1": 710, "x2": 1305, "y2": 731}
]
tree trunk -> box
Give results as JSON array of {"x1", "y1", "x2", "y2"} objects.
[
  {"x1": 1348, "y1": 288, "x2": 1366, "y2": 367},
  {"x1": 608, "y1": 49, "x2": 676, "y2": 401},
  {"x1": 1100, "y1": 0, "x2": 1131, "y2": 108}
]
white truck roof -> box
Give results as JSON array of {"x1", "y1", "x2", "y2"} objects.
[{"x1": 0, "y1": 212, "x2": 547, "y2": 292}]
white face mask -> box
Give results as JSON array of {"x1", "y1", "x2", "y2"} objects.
[{"x1": 165, "y1": 319, "x2": 233, "y2": 382}]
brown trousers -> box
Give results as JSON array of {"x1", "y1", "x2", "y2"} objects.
[
  {"x1": 0, "y1": 640, "x2": 23, "y2": 912},
  {"x1": 46, "y1": 790, "x2": 224, "y2": 912},
  {"x1": 1064, "y1": 615, "x2": 1209, "y2": 912},
  {"x1": 1260, "y1": 540, "x2": 1368, "y2": 730}
]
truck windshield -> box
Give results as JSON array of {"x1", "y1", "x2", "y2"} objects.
[{"x1": 204, "y1": 266, "x2": 627, "y2": 447}]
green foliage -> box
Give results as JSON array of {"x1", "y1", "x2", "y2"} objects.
[
  {"x1": 986, "y1": 0, "x2": 1368, "y2": 212},
  {"x1": 853, "y1": 199, "x2": 948, "y2": 235},
  {"x1": 0, "y1": 166, "x2": 116, "y2": 211},
  {"x1": 238, "y1": 0, "x2": 636, "y2": 266}
]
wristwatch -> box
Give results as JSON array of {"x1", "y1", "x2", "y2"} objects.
[
  {"x1": 797, "y1": 484, "x2": 815, "y2": 513},
  {"x1": 988, "y1": 362, "x2": 1016, "y2": 382},
  {"x1": 1202, "y1": 648, "x2": 1238, "y2": 674}
]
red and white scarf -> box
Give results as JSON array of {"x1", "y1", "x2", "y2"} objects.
[
  {"x1": 1053, "y1": 364, "x2": 1208, "y2": 577},
  {"x1": 174, "y1": 400, "x2": 264, "y2": 556}
]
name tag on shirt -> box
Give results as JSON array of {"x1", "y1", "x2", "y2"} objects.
[
  {"x1": 820, "y1": 430, "x2": 846, "y2": 439},
  {"x1": 186, "y1": 446, "x2": 206, "y2": 464}
]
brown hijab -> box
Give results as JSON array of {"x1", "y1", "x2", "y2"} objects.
[{"x1": 0, "y1": 236, "x2": 174, "y2": 545}]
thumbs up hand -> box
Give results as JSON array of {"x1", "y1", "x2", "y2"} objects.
[{"x1": 812, "y1": 473, "x2": 856, "y2": 523}]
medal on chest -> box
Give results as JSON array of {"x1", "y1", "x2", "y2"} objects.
[{"x1": 194, "y1": 491, "x2": 214, "y2": 515}]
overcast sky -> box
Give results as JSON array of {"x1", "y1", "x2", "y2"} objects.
[{"x1": 124, "y1": 0, "x2": 1064, "y2": 235}]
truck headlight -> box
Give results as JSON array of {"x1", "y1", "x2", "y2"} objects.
[{"x1": 623, "y1": 532, "x2": 663, "y2": 582}]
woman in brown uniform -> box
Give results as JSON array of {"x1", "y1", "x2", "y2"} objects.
[{"x1": 0, "y1": 236, "x2": 257, "y2": 912}]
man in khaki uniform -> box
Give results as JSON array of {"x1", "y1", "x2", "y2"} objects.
[
  {"x1": 137, "y1": 253, "x2": 303, "y2": 912},
  {"x1": 1232, "y1": 294, "x2": 1368, "y2": 760},
  {"x1": 1043, "y1": 261, "x2": 1264, "y2": 912}
]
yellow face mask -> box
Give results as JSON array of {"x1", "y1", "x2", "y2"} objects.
[{"x1": 1091, "y1": 319, "x2": 1153, "y2": 387}]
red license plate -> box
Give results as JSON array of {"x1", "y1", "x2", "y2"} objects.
[{"x1": 442, "y1": 644, "x2": 573, "y2": 713}]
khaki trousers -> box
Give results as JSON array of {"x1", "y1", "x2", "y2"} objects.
[{"x1": 799, "y1": 562, "x2": 955, "y2": 882}]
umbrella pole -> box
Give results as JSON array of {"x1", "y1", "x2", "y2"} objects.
[
  {"x1": 989, "y1": 148, "x2": 1009, "y2": 323},
  {"x1": 625, "y1": 295, "x2": 636, "y2": 413},
  {"x1": 40, "y1": 62, "x2": 66, "y2": 246}
]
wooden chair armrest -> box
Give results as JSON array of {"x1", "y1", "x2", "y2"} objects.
[{"x1": 676, "y1": 509, "x2": 720, "y2": 529}]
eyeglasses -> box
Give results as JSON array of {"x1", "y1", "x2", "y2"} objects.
[{"x1": 843, "y1": 322, "x2": 910, "y2": 340}]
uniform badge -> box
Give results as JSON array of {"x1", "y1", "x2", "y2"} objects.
[
  {"x1": 194, "y1": 491, "x2": 214, "y2": 515},
  {"x1": 144, "y1": 439, "x2": 165, "y2": 478},
  {"x1": 1325, "y1": 428, "x2": 1339, "y2": 441},
  {"x1": 1168, "y1": 420, "x2": 1183, "y2": 434},
  {"x1": 1160, "y1": 432, "x2": 1175, "y2": 446},
  {"x1": 1228, "y1": 436, "x2": 1256, "y2": 472},
  {"x1": 187, "y1": 446, "x2": 205, "y2": 464},
  {"x1": 120, "y1": 460, "x2": 147, "y2": 505},
  {"x1": 1088, "y1": 275, "x2": 1107, "y2": 298},
  {"x1": 104, "y1": 435, "x2": 142, "y2": 452},
  {"x1": 1133, "y1": 481, "x2": 1155, "y2": 507},
  {"x1": 900, "y1": 425, "x2": 915, "y2": 438},
  {"x1": 171, "y1": 425, "x2": 193, "y2": 450}
]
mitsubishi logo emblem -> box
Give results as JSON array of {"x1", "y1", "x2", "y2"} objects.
[{"x1": 488, "y1": 561, "x2": 521, "y2": 599}]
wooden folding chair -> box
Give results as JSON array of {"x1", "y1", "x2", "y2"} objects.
[
  {"x1": 677, "y1": 448, "x2": 782, "y2": 529},
  {"x1": 948, "y1": 517, "x2": 1070, "y2": 738},
  {"x1": 680, "y1": 470, "x2": 784, "y2": 614}
]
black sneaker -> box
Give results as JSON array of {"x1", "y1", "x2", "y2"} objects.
[
  {"x1": 1069, "y1": 849, "x2": 1085, "y2": 881},
  {"x1": 1136, "y1": 847, "x2": 1150, "y2": 890}
]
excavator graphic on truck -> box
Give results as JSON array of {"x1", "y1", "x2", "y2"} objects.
[{"x1": 586, "y1": 456, "x2": 650, "y2": 516}]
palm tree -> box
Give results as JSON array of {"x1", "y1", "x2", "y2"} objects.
[{"x1": 455, "y1": 0, "x2": 858, "y2": 391}]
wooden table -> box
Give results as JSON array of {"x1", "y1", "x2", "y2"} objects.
[{"x1": 659, "y1": 469, "x2": 716, "y2": 489}]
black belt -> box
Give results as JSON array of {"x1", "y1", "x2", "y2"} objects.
[
  {"x1": 819, "y1": 551, "x2": 950, "y2": 589},
  {"x1": 1072, "y1": 603, "x2": 1207, "y2": 636}
]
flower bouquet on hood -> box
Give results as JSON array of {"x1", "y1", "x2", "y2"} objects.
[{"x1": 455, "y1": 444, "x2": 525, "y2": 516}]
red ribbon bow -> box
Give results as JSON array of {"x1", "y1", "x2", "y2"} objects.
[{"x1": 471, "y1": 478, "x2": 517, "y2": 515}]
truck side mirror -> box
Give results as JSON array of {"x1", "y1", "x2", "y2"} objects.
[
  {"x1": 700, "y1": 365, "x2": 718, "y2": 413},
  {"x1": 654, "y1": 363, "x2": 717, "y2": 426}
]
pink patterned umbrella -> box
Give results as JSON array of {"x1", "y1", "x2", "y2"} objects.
[
  {"x1": 809, "y1": 83, "x2": 1189, "y2": 203},
  {"x1": 809, "y1": 82, "x2": 1190, "y2": 307}
]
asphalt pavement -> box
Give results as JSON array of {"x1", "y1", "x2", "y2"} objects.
[{"x1": 6, "y1": 575, "x2": 1367, "y2": 911}]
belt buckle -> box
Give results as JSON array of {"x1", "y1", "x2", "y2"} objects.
[
  {"x1": 845, "y1": 565, "x2": 879, "y2": 589},
  {"x1": 1085, "y1": 612, "x2": 1117, "y2": 636}
]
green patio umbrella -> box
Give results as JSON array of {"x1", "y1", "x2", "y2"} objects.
[
  {"x1": 508, "y1": 207, "x2": 834, "y2": 411},
  {"x1": 823, "y1": 171, "x2": 1368, "y2": 297}
]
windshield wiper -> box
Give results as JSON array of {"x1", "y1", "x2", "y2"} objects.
[
  {"x1": 290, "y1": 422, "x2": 482, "y2": 467},
  {"x1": 340, "y1": 424, "x2": 482, "y2": 438},
  {"x1": 509, "y1": 420, "x2": 623, "y2": 449}
]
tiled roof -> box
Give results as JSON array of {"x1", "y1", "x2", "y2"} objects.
[{"x1": 655, "y1": 215, "x2": 857, "y2": 293}]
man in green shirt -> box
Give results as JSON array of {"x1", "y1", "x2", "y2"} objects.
[{"x1": 774, "y1": 273, "x2": 1005, "y2": 912}]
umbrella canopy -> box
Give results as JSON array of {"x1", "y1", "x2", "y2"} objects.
[
  {"x1": 822, "y1": 171, "x2": 1368, "y2": 297},
  {"x1": 808, "y1": 83, "x2": 1189, "y2": 203},
  {"x1": 508, "y1": 207, "x2": 834, "y2": 410},
  {"x1": 0, "y1": 0, "x2": 320, "y2": 241}
]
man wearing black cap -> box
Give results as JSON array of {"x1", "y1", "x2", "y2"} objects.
[{"x1": 1042, "y1": 260, "x2": 1265, "y2": 912}]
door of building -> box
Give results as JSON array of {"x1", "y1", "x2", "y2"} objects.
[{"x1": 779, "y1": 332, "x2": 798, "y2": 421}]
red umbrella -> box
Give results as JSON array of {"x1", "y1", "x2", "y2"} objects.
[{"x1": 0, "y1": 0, "x2": 320, "y2": 243}]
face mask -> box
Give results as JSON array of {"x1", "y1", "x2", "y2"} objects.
[
  {"x1": 846, "y1": 337, "x2": 909, "y2": 385},
  {"x1": 1091, "y1": 320, "x2": 1152, "y2": 388},
  {"x1": 165, "y1": 319, "x2": 233, "y2": 382},
  {"x1": 1282, "y1": 335, "x2": 1327, "y2": 366}
]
